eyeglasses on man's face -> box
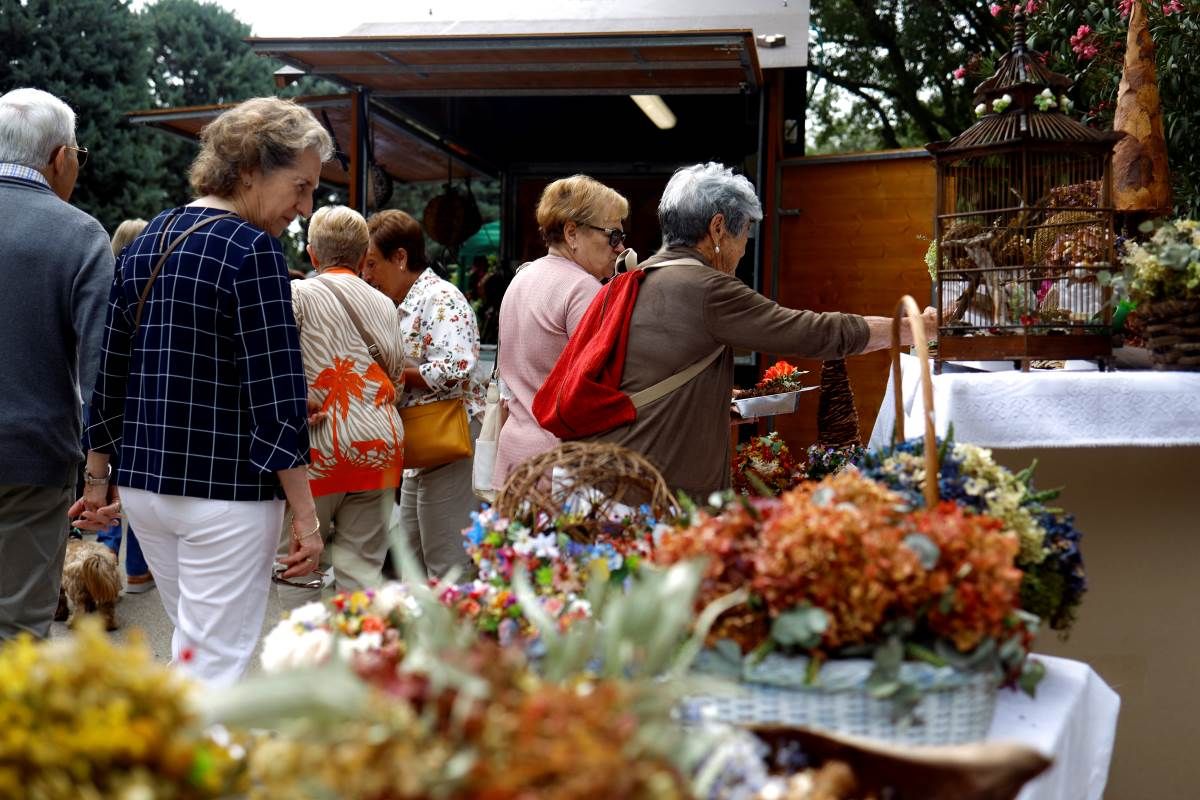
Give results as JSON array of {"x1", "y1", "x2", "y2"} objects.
[
  {"x1": 581, "y1": 222, "x2": 627, "y2": 249},
  {"x1": 62, "y1": 144, "x2": 88, "y2": 168}
]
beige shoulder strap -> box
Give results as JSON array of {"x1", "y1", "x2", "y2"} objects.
[
  {"x1": 316, "y1": 275, "x2": 394, "y2": 379},
  {"x1": 639, "y1": 256, "x2": 706, "y2": 271},
  {"x1": 629, "y1": 345, "x2": 725, "y2": 409},
  {"x1": 622, "y1": 254, "x2": 722, "y2": 409}
]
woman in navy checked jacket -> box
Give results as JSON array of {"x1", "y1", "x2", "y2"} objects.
[{"x1": 73, "y1": 98, "x2": 331, "y2": 685}]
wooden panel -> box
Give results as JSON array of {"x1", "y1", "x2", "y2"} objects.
[{"x1": 769, "y1": 153, "x2": 936, "y2": 452}]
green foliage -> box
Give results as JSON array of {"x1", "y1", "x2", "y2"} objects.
[
  {"x1": 140, "y1": 0, "x2": 279, "y2": 208},
  {"x1": 1023, "y1": 1, "x2": 1200, "y2": 217},
  {"x1": 0, "y1": 0, "x2": 348, "y2": 268},
  {"x1": 807, "y1": 1, "x2": 1009, "y2": 151},
  {"x1": 810, "y1": 0, "x2": 1200, "y2": 215},
  {"x1": 1, "y1": 0, "x2": 165, "y2": 231}
]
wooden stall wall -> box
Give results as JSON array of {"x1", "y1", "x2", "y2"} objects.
[{"x1": 766, "y1": 151, "x2": 936, "y2": 452}]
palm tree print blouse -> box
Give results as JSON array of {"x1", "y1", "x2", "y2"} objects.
[{"x1": 292, "y1": 268, "x2": 406, "y2": 496}]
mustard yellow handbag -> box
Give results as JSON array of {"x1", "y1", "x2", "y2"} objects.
[{"x1": 398, "y1": 397, "x2": 473, "y2": 469}]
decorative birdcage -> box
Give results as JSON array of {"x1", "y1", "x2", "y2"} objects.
[{"x1": 927, "y1": 10, "x2": 1123, "y2": 370}]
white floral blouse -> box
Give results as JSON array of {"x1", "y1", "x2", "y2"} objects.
[{"x1": 396, "y1": 267, "x2": 485, "y2": 419}]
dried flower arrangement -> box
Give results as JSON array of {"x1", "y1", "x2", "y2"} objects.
[
  {"x1": 653, "y1": 471, "x2": 1045, "y2": 716},
  {"x1": 733, "y1": 433, "x2": 804, "y2": 497},
  {"x1": 742, "y1": 361, "x2": 807, "y2": 398},
  {"x1": 856, "y1": 436, "x2": 1086, "y2": 634},
  {"x1": 0, "y1": 621, "x2": 246, "y2": 800},
  {"x1": 216, "y1": 562, "x2": 823, "y2": 800}
]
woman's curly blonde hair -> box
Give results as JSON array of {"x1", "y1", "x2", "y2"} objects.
[{"x1": 189, "y1": 97, "x2": 334, "y2": 198}]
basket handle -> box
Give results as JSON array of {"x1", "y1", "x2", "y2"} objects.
[{"x1": 890, "y1": 295, "x2": 940, "y2": 507}]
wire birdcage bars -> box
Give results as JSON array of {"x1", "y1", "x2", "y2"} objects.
[{"x1": 926, "y1": 10, "x2": 1123, "y2": 370}]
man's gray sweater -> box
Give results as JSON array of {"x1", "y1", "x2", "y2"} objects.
[{"x1": 0, "y1": 175, "x2": 114, "y2": 488}]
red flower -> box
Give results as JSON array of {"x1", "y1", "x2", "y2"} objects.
[
  {"x1": 1118, "y1": 0, "x2": 1134, "y2": 17},
  {"x1": 760, "y1": 360, "x2": 798, "y2": 384},
  {"x1": 953, "y1": 66, "x2": 967, "y2": 80}
]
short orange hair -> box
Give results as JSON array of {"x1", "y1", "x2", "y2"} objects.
[{"x1": 536, "y1": 175, "x2": 628, "y2": 245}]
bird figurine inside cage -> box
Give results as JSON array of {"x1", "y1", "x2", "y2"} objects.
[{"x1": 926, "y1": 9, "x2": 1123, "y2": 371}]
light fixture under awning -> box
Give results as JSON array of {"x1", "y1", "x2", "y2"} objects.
[
  {"x1": 631, "y1": 95, "x2": 676, "y2": 129},
  {"x1": 247, "y1": 30, "x2": 762, "y2": 97}
]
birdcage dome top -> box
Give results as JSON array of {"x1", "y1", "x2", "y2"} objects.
[{"x1": 927, "y1": 10, "x2": 1121, "y2": 156}]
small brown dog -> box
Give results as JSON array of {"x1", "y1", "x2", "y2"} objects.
[{"x1": 54, "y1": 538, "x2": 122, "y2": 630}]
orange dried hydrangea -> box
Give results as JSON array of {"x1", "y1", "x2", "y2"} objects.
[
  {"x1": 654, "y1": 501, "x2": 773, "y2": 652},
  {"x1": 753, "y1": 473, "x2": 927, "y2": 649},
  {"x1": 914, "y1": 502, "x2": 1024, "y2": 652}
]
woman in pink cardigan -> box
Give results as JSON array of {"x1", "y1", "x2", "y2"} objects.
[{"x1": 493, "y1": 175, "x2": 629, "y2": 483}]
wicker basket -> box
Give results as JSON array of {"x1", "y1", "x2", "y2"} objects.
[
  {"x1": 1140, "y1": 298, "x2": 1200, "y2": 371},
  {"x1": 684, "y1": 654, "x2": 999, "y2": 746},
  {"x1": 493, "y1": 442, "x2": 677, "y2": 542},
  {"x1": 688, "y1": 298, "x2": 998, "y2": 745}
]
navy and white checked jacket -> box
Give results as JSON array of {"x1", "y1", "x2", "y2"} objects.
[{"x1": 84, "y1": 206, "x2": 310, "y2": 501}]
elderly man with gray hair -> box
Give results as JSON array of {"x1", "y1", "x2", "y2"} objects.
[
  {"x1": 0, "y1": 88, "x2": 113, "y2": 639},
  {"x1": 591, "y1": 162, "x2": 935, "y2": 498}
]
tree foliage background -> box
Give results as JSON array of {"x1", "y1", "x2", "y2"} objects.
[{"x1": 808, "y1": 0, "x2": 1200, "y2": 216}]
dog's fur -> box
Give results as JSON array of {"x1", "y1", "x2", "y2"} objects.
[{"x1": 54, "y1": 538, "x2": 121, "y2": 630}]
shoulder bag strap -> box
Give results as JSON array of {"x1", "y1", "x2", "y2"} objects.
[
  {"x1": 628, "y1": 345, "x2": 725, "y2": 409},
  {"x1": 315, "y1": 274, "x2": 393, "y2": 378},
  {"x1": 132, "y1": 211, "x2": 237, "y2": 335},
  {"x1": 623, "y1": 254, "x2": 724, "y2": 408}
]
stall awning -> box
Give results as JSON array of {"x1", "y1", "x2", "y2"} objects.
[
  {"x1": 126, "y1": 95, "x2": 492, "y2": 184},
  {"x1": 247, "y1": 30, "x2": 762, "y2": 97}
]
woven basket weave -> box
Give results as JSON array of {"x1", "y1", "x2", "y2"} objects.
[
  {"x1": 684, "y1": 655, "x2": 999, "y2": 746},
  {"x1": 493, "y1": 442, "x2": 677, "y2": 542},
  {"x1": 1140, "y1": 298, "x2": 1200, "y2": 371}
]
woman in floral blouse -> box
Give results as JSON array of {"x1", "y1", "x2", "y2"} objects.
[{"x1": 364, "y1": 210, "x2": 481, "y2": 578}]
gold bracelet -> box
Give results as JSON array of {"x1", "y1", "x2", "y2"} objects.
[{"x1": 291, "y1": 520, "x2": 321, "y2": 543}]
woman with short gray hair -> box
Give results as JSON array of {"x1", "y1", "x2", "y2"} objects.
[{"x1": 590, "y1": 162, "x2": 934, "y2": 497}]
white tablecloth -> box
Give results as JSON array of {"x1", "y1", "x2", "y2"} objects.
[
  {"x1": 989, "y1": 655, "x2": 1120, "y2": 800},
  {"x1": 868, "y1": 354, "x2": 1200, "y2": 450}
]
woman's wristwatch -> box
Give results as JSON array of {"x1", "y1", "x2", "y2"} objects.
[{"x1": 83, "y1": 463, "x2": 112, "y2": 486}]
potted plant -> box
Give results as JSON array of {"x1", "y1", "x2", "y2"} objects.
[{"x1": 1117, "y1": 218, "x2": 1200, "y2": 369}]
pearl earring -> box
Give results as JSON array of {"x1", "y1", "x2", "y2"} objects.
[{"x1": 715, "y1": 244, "x2": 721, "y2": 254}]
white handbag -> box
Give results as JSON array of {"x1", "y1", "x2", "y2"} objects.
[{"x1": 472, "y1": 378, "x2": 506, "y2": 503}]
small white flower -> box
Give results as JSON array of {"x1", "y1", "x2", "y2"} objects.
[
  {"x1": 567, "y1": 598, "x2": 592, "y2": 616},
  {"x1": 260, "y1": 623, "x2": 333, "y2": 672},
  {"x1": 975, "y1": 102, "x2": 988, "y2": 117},
  {"x1": 288, "y1": 600, "x2": 330, "y2": 628},
  {"x1": 510, "y1": 526, "x2": 534, "y2": 556},
  {"x1": 708, "y1": 491, "x2": 725, "y2": 508},
  {"x1": 337, "y1": 631, "x2": 383, "y2": 659},
  {"x1": 530, "y1": 532, "x2": 559, "y2": 559},
  {"x1": 992, "y1": 93, "x2": 1013, "y2": 113},
  {"x1": 372, "y1": 582, "x2": 419, "y2": 617}
]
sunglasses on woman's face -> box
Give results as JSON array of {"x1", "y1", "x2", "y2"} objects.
[{"x1": 581, "y1": 223, "x2": 627, "y2": 249}]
